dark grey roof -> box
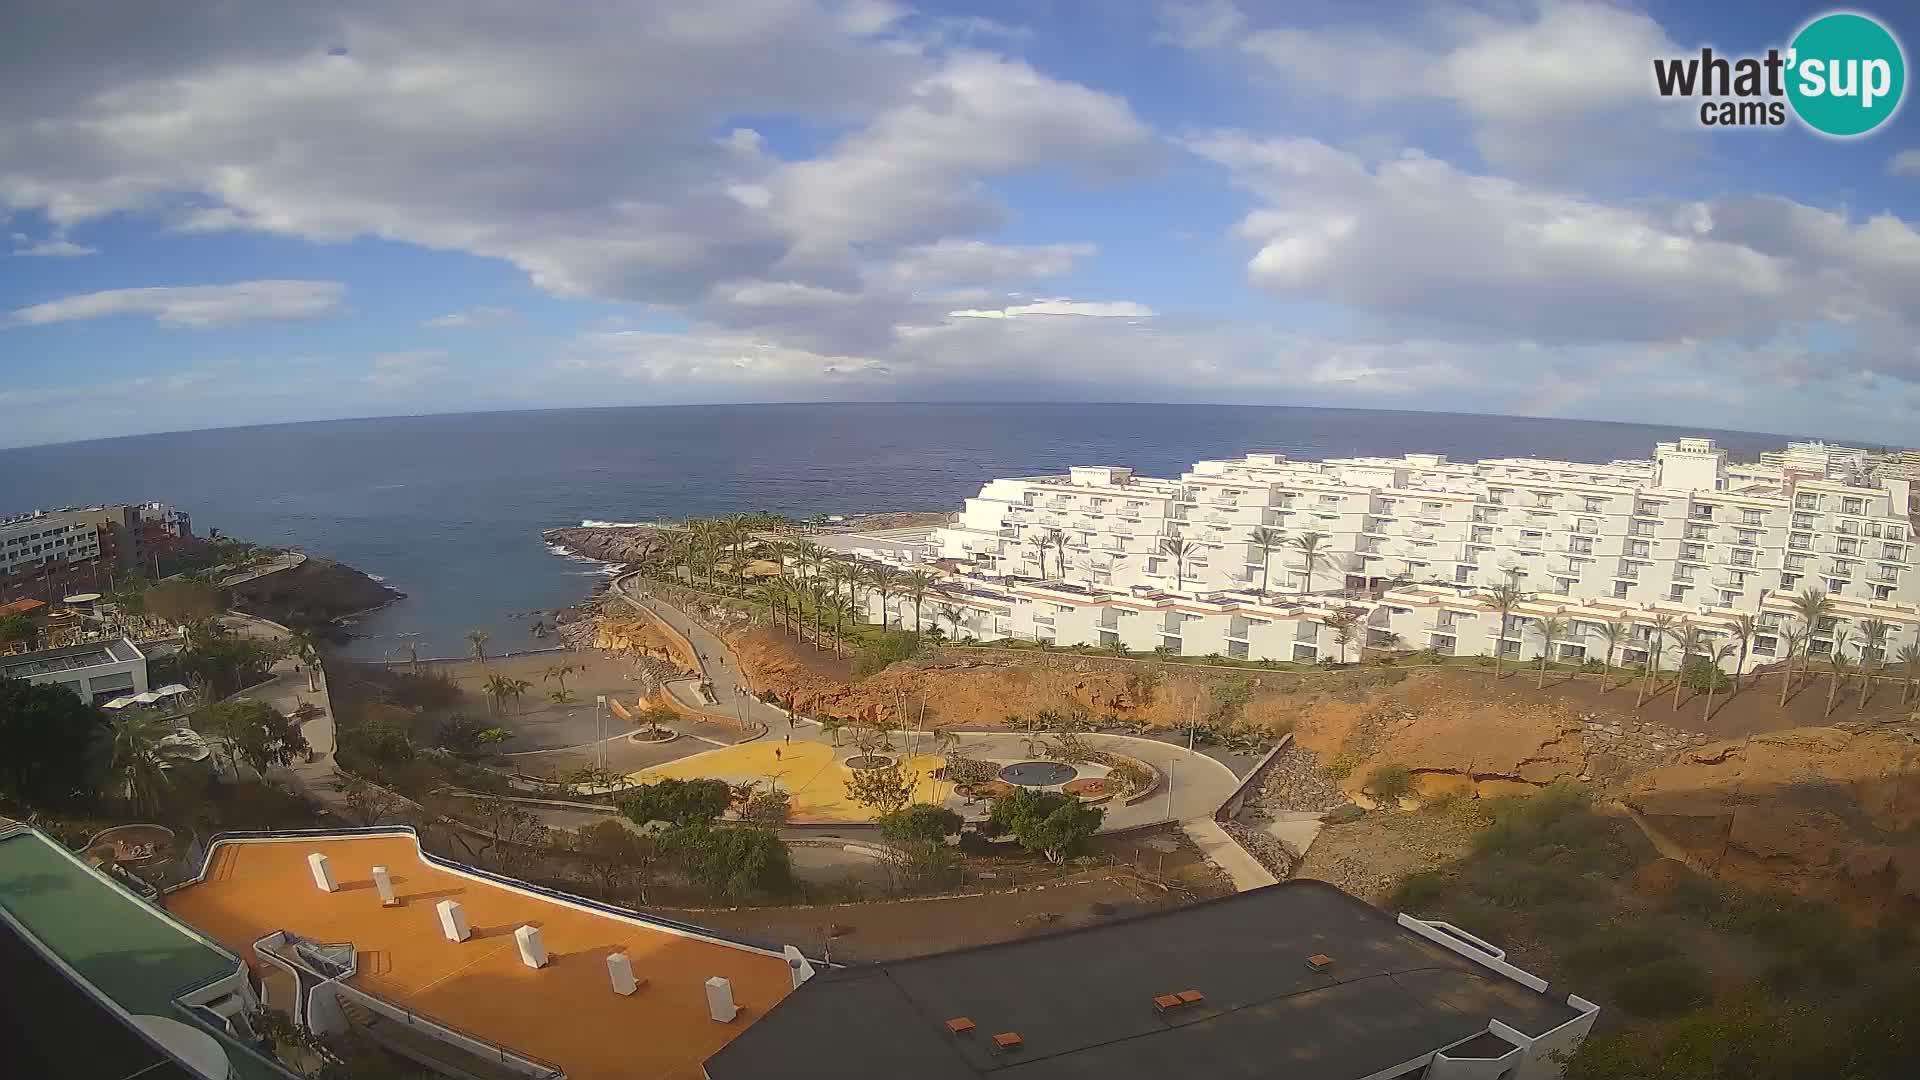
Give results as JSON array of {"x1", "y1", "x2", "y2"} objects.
[{"x1": 705, "y1": 880, "x2": 1579, "y2": 1080}]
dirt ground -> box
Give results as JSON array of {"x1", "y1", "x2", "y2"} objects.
[
  {"x1": 428, "y1": 650, "x2": 666, "y2": 751},
  {"x1": 1294, "y1": 805, "x2": 1487, "y2": 905}
]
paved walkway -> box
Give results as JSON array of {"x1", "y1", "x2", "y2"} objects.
[
  {"x1": 607, "y1": 573, "x2": 1241, "y2": 829},
  {"x1": 218, "y1": 612, "x2": 346, "y2": 817},
  {"x1": 1180, "y1": 819, "x2": 1279, "y2": 892}
]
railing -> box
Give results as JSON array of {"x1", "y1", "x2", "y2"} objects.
[{"x1": 331, "y1": 980, "x2": 565, "y2": 1079}]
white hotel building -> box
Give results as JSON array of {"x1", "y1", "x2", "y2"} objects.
[{"x1": 828, "y1": 438, "x2": 1920, "y2": 674}]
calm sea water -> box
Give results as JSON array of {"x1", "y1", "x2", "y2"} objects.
[{"x1": 0, "y1": 404, "x2": 1794, "y2": 659}]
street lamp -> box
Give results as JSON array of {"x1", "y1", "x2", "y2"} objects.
[{"x1": 596, "y1": 695, "x2": 608, "y2": 773}]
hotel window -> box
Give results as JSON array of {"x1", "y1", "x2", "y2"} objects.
[
  {"x1": 1632, "y1": 521, "x2": 1656, "y2": 537},
  {"x1": 1876, "y1": 585, "x2": 1895, "y2": 600},
  {"x1": 1629, "y1": 540, "x2": 1651, "y2": 557},
  {"x1": 1828, "y1": 578, "x2": 1845, "y2": 592},
  {"x1": 1843, "y1": 497, "x2": 1865, "y2": 515},
  {"x1": 1780, "y1": 572, "x2": 1800, "y2": 589},
  {"x1": 1886, "y1": 544, "x2": 1907, "y2": 561},
  {"x1": 1680, "y1": 543, "x2": 1703, "y2": 561},
  {"x1": 1584, "y1": 497, "x2": 1607, "y2": 512},
  {"x1": 1635, "y1": 500, "x2": 1661, "y2": 515},
  {"x1": 1613, "y1": 581, "x2": 1630, "y2": 598},
  {"x1": 1535, "y1": 492, "x2": 1556, "y2": 507},
  {"x1": 1796, "y1": 493, "x2": 1821, "y2": 509},
  {"x1": 1691, "y1": 504, "x2": 1716, "y2": 520},
  {"x1": 1742, "y1": 508, "x2": 1764, "y2": 525},
  {"x1": 1788, "y1": 532, "x2": 1813, "y2": 551},
  {"x1": 1669, "y1": 584, "x2": 1688, "y2": 601},
  {"x1": 1838, "y1": 538, "x2": 1859, "y2": 555},
  {"x1": 1792, "y1": 512, "x2": 1817, "y2": 529},
  {"x1": 1685, "y1": 523, "x2": 1710, "y2": 540},
  {"x1": 1731, "y1": 551, "x2": 1754, "y2": 567}
]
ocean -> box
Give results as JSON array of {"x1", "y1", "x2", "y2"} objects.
[{"x1": 0, "y1": 403, "x2": 1796, "y2": 659}]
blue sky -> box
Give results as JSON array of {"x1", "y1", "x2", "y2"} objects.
[{"x1": 3, "y1": 0, "x2": 1918, "y2": 448}]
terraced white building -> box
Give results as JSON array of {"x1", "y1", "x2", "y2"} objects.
[{"x1": 837, "y1": 438, "x2": 1920, "y2": 673}]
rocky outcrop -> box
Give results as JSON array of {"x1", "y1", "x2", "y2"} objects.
[
  {"x1": 544, "y1": 526, "x2": 662, "y2": 564},
  {"x1": 1624, "y1": 726, "x2": 1920, "y2": 909},
  {"x1": 227, "y1": 557, "x2": 402, "y2": 633}
]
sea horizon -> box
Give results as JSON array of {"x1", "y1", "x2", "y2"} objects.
[{"x1": 0, "y1": 402, "x2": 1848, "y2": 659}]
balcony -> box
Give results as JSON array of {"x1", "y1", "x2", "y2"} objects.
[{"x1": 1711, "y1": 576, "x2": 1746, "y2": 590}]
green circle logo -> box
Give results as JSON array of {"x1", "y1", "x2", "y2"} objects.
[{"x1": 1787, "y1": 12, "x2": 1906, "y2": 137}]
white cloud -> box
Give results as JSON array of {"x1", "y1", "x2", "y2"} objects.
[
  {"x1": 1891, "y1": 149, "x2": 1920, "y2": 177},
  {"x1": 0, "y1": 3, "x2": 1148, "y2": 356},
  {"x1": 10, "y1": 233, "x2": 96, "y2": 256},
  {"x1": 365, "y1": 350, "x2": 448, "y2": 388},
  {"x1": 8, "y1": 280, "x2": 344, "y2": 328},
  {"x1": 885, "y1": 239, "x2": 1095, "y2": 286},
  {"x1": 422, "y1": 305, "x2": 517, "y2": 328},
  {"x1": 947, "y1": 299, "x2": 1156, "y2": 319},
  {"x1": 1173, "y1": 0, "x2": 1694, "y2": 177},
  {"x1": 1188, "y1": 132, "x2": 1920, "y2": 358}
]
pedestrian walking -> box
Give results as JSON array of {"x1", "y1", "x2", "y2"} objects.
[
  {"x1": 784, "y1": 732, "x2": 791, "y2": 747},
  {"x1": 774, "y1": 747, "x2": 782, "y2": 762}
]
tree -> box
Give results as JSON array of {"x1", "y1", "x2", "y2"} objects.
[
  {"x1": 1639, "y1": 612, "x2": 1675, "y2": 707},
  {"x1": 1483, "y1": 579, "x2": 1525, "y2": 680},
  {"x1": 902, "y1": 569, "x2": 936, "y2": 633},
  {"x1": 176, "y1": 624, "x2": 283, "y2": 698},
  {"x1": 636, "y1": 703, "x2": 678, "y2": 738},
  {"x1": 464, "y1": 796, "x2": 548, "y2": 875},
  {"x1": 105, "y1": 711, "x2": 175, "y2": 816},
  {"x1": 1779, "y1": 624, "x2": 1809, "y2": 707},
  {"x1": 663, "y1": 824, "x2": 792, "y2": 900},
  {"x1": 1700, "y1": 643, "x2": 1735, "y2": 722},
  {"x1": 1325, "y1": 609, "x2": 1361, "y2": 664},
  {"x1": 339, "y1": 772, "x2": 409, "y2": 825},
  {"x1": 621, "y1": 778, "x2": 732, "y2": 826},
  {"x1": 0, "y1": 613, "x2": 34, "y2": 646},
  {"x1": 465, "y1": 629, "x2": 491, "y2": 667},
  {"x1": 1290, "y1": 532, "x2": 1332, "y2": 592},
  {"x1": 1855, "y1": 617, "x2": 1892, "y2": 706},
  {"x1": 1596, "y1": 618, "x2": 1630, "y2": 688},
  {"x1": 484, "y1": 674, "x2": 531, "y2": 717},
  {"x1": 1533, "y1": 616, "x2": 1568, "y2": 687},
  {"x1": 1670, "y1": 620, "x2": 1701, "y2": 710},
  {"x1": 0, "y1": 678, "x2": 106, "y2": 811},
  {"x1": 543, "y1": 663, "x2": 578, "y2": 704},
  {"x1": 1825, "y1": 631, "x2": 1853, "y2": 716},
  {"x1": 436, "y1": 716, "x2": 510, "y2": 757},
  {"x1": 877, "y1": 804, "x2": 962, "y2": 845},
  {"x1": 1157, "y1": 536, "x2": 1196, "y2": 592},
  {"x1": 341, "y1": 714, "x2": 414, "y2": 771},
  {"x1": 201, "y1": 699, "x2": 310, "y2": 778},
  {"x1": 847, "y1": 761, "x2": 916, "y2": 815},
  {"x1": 568, "y1": 819, "x2": 655, "y2": 898},
  {"x1": 817, "y1": 714, "x2": 846, "y2": 746},
  {"x1": 740, "y1": 784, "x2": 791, "y2": 826},
  {"x1": 869, "y1": 564, "x2": 902, "y2": 628},
  {"x1": 1728, "y1": 613, "x2": 1757, "y2": 692},
  {"x1": 1787, "y1": 588, "x2": 1832, "y2": 692},
  {"x1": 1247, "y1": 527, "x2": 1285, "y2": 595},
  {"x1": 1897, "y1": 642, "x2": 1920, "y2": 705},
  {"x1": 144, "y1": 578, "x2": 222, "y2": 626},
  {"x1": 288, "y1": 627, "x2": 321, "y2": 692},
  {"x1": 937, "y1": 601, "x2": 967, "y2": 642},
  {"x1": 985, "y1": 788, "x2": 1103, "y2": 864},
  {"x1": 1047, "y1": 529, "x2": 1071, "y2": 582}
]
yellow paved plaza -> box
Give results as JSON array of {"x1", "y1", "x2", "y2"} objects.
[{"x1": 631, "y1": 741, "x2": 949, "y2": 822}]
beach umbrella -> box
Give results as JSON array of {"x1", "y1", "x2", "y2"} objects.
[
  {"x1": 104, "y1": 697, "x2": 136, "y2": 710},
  {"x1": 131, "y1": 691, "x2": 163, "y2": 705},
  {"x1": 154, "y1": 684, "x2": 192, "y2": 697}
]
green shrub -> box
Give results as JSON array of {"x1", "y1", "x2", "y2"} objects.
[
  {"x1": 662, "y1": 824, "x2": 793, "y2": 899},
  {"x1": 877, "y1": 804, "x2": 962, "y2": 845},
  {"x1": 1439, "y1": 899, "x2": 1512, "y2": 943},
  {"x1": 1367, "y1": 763, "x2": 1413, "y2": 800},
  {"x1": 1471, "y1": 783, "x2": 1637, "y2": 875},
  {"x1": 1563, "y1": 928, "x2": 1669, "y2": 976},
  {"x1": 1681, "y1": 657, "x2": 1732, "y2": 692},
  {"x1": 853, "y1": 631, "x2": 922, "y2": 678},
  {"x1": 1470, "y1": 861, "x2": 1589, "y2": 909},
  {"x1": 1390, "y1": 870, "x2": 1453, "y2": 913},
  {"x1": 1612, "y1": 957, "x2": 1710, "y2": 1017},
  {"x1": 621, "y1": 777, "x2": 733, "y2": 826}
]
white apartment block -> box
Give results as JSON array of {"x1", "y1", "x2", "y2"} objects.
[
  {"x1": 831, "y1": 438, "x2": 1919, "y2": 673},
  {"x1": 0, "y1": 509, "x2": 105, "y2": 577}
]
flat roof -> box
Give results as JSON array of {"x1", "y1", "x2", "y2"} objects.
[
  {"x1": 166, "y1": 832, "x2": 796, "y2": 1080},
  {"x1": 706, "y1": 880, "x2": 1580, "y2": 1080},
  {"x1": 0, "y1": 827, "x2": 278, "y2": 1080},
  {"x1": 0, "y1": 636, "x2": 142, "y2": 678}
]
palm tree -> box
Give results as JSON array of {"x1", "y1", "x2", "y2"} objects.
[
  {"x1": 1728, "y1": 613, "x2": 1757, "y2": 692},
  {"x1": 288, "y1": 627, "x2": 322, "y2": 692},
  {"x1": 1700, "y1": 642, "x2": 1736, "y2": 723},
  {"x1": 870, "y1": 564, "x2": 902, "y2": 629},
  {"x1": 760, "y1": 581, "x2": 792, "y2": 637},
  {"x1": 902, "y1": 570, "x2": 937, "y2": 633},
  {"x1": 1670, "y1": 620, "x2": 1701, "y2": 711},
  {"x1": 466, "y1": 629, "x2": 491, "y2": 668},
  {"x1": 1247, "y1": 527, "x2": 1286, "y2": 595},
  {"x1": 485, "y1": 674, "x2": 531, "y2": 717},
  {"x1": 1855, "y1": 617, "x2": 1892, "y2": 706},
  {"x1": 1778, "y1": 624, "x2": 1809, "y2": 706},
  {"x1": 1533, "y1": 616, "x2": 1568, "y2": 688},
  {"x1": 105, "y1": 712, "x2": 173, "y2": 815},
  {"x1": 1638, "y1": 612, "x2": 1675, "y2": 707},
  {"x1": 1289, "y1": 532, "x2": 1332, "y2": 592},
  {"x1": 846, "y1": 562, "x2": 873, "y2": 626},
  {"x1": 1483, "y1": 579, "x2": 1524, "y2": 680},
  {"x1": 1325, "y1": 609, "x2": 1361, "y2": 663},
  {"x1": 1048, "y1": 530, "x2": 1072, "y2": 582},
  {"x1": 1895, "y1": 642, "x2": 1920, "y2": 705},
  {"x1": 543, "y1": 664, "x2": 578, "y2": 703},
  {"x1": 810, "y1": 580, "x2": 833, "y2": 644},
  {"x1": 1158, "y1": 536, "x2": 1196, "y2": 592},
  {"x1": 1825, "y1": 631, "x2": 1853, "y2": 716},
  {"x1": 1596, "y1": 617, "x2": 1630, "y2": 689},
  {"x1": 938, "y1": 601, "x2": 967, "y2": 642},
  {"x1": 1025, "y1": 538, "x2": 1049, "y2": 579},
  {"x1": 1788, "y1": 588, "x2": 1833, "y2": 692},
  {"x1": 818, "y1": 715, "x2": 845, "y2": 746}
]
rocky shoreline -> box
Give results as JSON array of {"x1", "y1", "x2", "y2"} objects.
[
  {"x1": 227, "y1": 556, "x2": 405, "y2": 637},
  {"x1": 542, "y1": 510, "x2": 951, "y2": 565}
]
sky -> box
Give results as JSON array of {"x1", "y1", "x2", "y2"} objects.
[{"x1": 3, "y1": 0, "x2": 1919, "y2": 449}]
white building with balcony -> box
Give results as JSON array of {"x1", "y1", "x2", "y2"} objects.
[{"x1": 829, "y1": 438, "x2": 1919, "y2": 672}]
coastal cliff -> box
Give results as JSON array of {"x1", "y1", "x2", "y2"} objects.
[
  {"x1": 227, "y1": 556, "x2": 404, "y2": 633},
  {"x1": 545, "y1": 525, "x2": 661, "y2": 564}
]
